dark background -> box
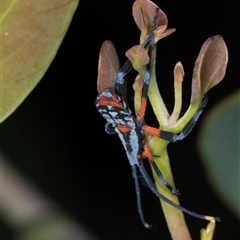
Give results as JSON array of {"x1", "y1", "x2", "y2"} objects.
[{"x1": 1, "y1": 1, "x2": 239, "y2": 239}]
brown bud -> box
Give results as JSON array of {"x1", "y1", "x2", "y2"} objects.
[
  {"x1": 191, "y1": 35, "x2": 228, "y2": 103},
  {"x1": 97, "y1": 41, "x2": 120, "y2": 94}
]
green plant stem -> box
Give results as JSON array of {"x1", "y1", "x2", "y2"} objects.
[
  {"x1": 134, "y1": 43, "x2": 202, "y2": 239},
  {"x1": 146, "y1": 46, "x2": 195, "y2": 239},
  {"x1": 148, "y1": 47, "x2": 170, "y2": 126},
  {"x1": 148, "y1": 137, "x2": 192, "y2": 240},
  {"x1": 168, "y1": 97, "x2": 203, "y2": 133}
]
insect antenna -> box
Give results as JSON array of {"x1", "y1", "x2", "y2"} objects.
[{"x1": 132, "y1": 165, "x2": 154, "y2": 229}]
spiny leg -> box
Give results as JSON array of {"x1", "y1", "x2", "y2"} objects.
[
  {"x1": 142, "y1": 144, "x2": 180, "y2": 196},
  {"x1": 138, "y1": 163, "x2": 221, "y2": 222},
  {"x1": 136, "y1": 9, "x2": 159, "y2": 122},
  {"x1": 132, "y1": 164, "x2": 153, "y2": 229},
  {"x1": 171, "y1": 95, "x2": 208, "y2": 142},
  {"x1": 150, "y1": 161, "x2": 180, "y2": 196},
  {"x1": 142, "y1": 95, "x2": 209, "y2": 142}
]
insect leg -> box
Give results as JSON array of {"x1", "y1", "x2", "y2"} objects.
[
  {"x1": 171, "y1": 95, "x2": 208, "y2": 142},
  {"x1": 115, "y1": 37, "x2": 153, "y2": 97},
  {"x1": 138, "y1": 163, "x2": 221, "y2": 222},
  {"x1": 150, "y1": 161, "x2": 180, "y2": 196},
  {"x1": 142, "y1": 95, "x2": 209, "y2": 142},
  {"x1": 136, "y1": 9, "x2": 159, "y2": 121},
  {"x1": 115, "y1": 8, "x2": 159, "y2": 98},
  {"x1": 142, "y1": 144, "x2": 180, "y2": 196}
]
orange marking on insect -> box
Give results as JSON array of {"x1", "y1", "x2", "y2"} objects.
[
  {"x1": 142, "y1": 144, "x2": 154, "y2": 161},
  {"x1": 116, "y1": 124, "x2": 132, "y2": 133},
  {"x1": 98, "y1": 95, "x2": 124, "y2": 109},
  {"x1": 142, "y1": 125, "x2": 161, "y2": 137}
]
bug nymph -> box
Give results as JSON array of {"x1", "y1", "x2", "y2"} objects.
[{"x1": 96, "y1": 7, "x2": 221, "y2": 229}]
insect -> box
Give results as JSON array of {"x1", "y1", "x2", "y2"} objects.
[{"x1": 96, "y1": 8, "x2": 221, "y2": 228}]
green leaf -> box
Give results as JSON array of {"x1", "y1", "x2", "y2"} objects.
[
  {"x1": 0, "y1": 0, "x2": 79, "y2": 122},
  {"x1": 198, "y1": 90, "x2": 240, "y2": 217}
]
